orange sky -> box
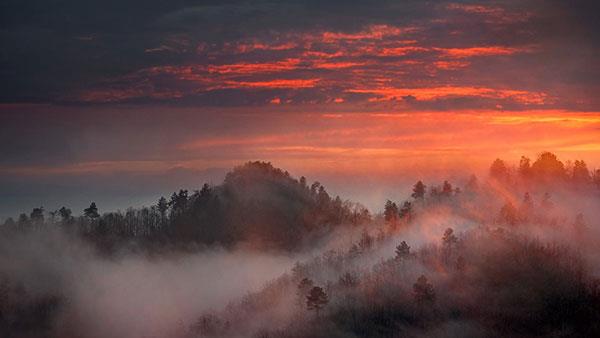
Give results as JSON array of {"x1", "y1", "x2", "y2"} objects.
[
  {"x1": 1, "y1": 0, "x2": 599, "y2": 216},
  {"x1": 2, "y1": 109, "x2": 598, "y2": 178}
]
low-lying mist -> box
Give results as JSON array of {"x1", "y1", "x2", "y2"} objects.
[
  {"x1": 1, "y1": 153, "x2": 599, "y2": 337},
  {"x1": 1, "y1": 228, "x2": 308, "y2": 337}
]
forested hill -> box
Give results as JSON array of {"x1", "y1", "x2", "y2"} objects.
[{"x1": 1, "y1": 161, "x2": 370, "y2": 252}]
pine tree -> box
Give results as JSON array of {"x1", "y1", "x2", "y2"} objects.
[
  {"x1": 306, "y1": 286, "x2": 329, "y2": 317},
  {"x1": 84, "y1": 202, "x2": 100, "y2": 219},
  {"x1": 296, "y1": 278, "x2": 314, "y2": 308},
  {"x1": 395, "y1": 241, "x2": 411, "y2": 260},
  {"x1": 411, "y1": 181, "x2": 426, "y2": 200},
  {"x1": 413, "y1": 275, "x2": 435, "y2": 305},
  {"x1": 384, "y1": 200, "x2": 399, "y2": 225}
]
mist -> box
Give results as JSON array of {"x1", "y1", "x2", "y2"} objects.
[{"x1": 1, "y1": 154, "x2": 600, "y2": 337}]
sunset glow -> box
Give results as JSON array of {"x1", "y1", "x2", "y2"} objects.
[
  {"x1": 1, "y1": 0, "x2": 598, "y2": 214},
  {"x1": 1, "y1": 2, "x2": 600, "y2": 337}
]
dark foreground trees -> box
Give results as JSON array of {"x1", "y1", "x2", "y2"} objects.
[
  {"x1": 210, "y1": 227, "x2": 600, "y2": 338},
  {"x1": 1, "y1": 161, "x2": 371, "y2": 253}
]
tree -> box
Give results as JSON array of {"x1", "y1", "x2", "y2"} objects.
[
  {"x1": 398, "y1": 201, "x2": 412, "y2": 221},
  {"x1": 18, "y1": 213, "x2": 30, "y2": 227},
  {"x1": 531, "y1": 152, "x2": 566, "y2": 181},
  {"x1": 296, "y1": 278, "x2": 314, "y2": 308},
  {"x1": 58, "y1": 207, "x2": 72, "y2": 225},
  {"x1": 383, "y1": 200, "x2": 399, "y2": 225},
  {"x1": 518, "y1": 156, "x2": 532, "y2": 179},
  {"x1": 299, "y1": 176, "x2": 308, "y2": 190},
  {"x1": 395, "y1": 241, "x2": 410, "y2": 260},
  {"x1": 30, "y1": 207, "x2": 44, "y2": 226},
  {"x1": 442, "y1": 228, "x2": 458, "y2": 248},
  {"x1": 306, "y1": 286, "x2": 329, "y2": 317},
  {"x1": 84, "y1": 202, "x2": 100, "y2": 219},
  {"x1": 157, "y1": 197, "x2": 169, "y2": 220},
  {"x1": 442, "y1": 228, "x2": 458, "y2": 262},
  {"x1": 413, "y1": 275, "x2": 435, "y2": 305},
  {"x1": 490, "y1": 158, "x2": 509, "y2": 181},
  {"x1": 572, "y1": 160, "x2": 591, "y2": 184},
  {"x1": 411, "y1": 181, "x2": 426, "y2": 200},
  {"x1": 310, "y1": 182, "x2": 321, "y2": 197},
  {"x1": 169, "y1": 190, "x2": 188, "y2": 217}
]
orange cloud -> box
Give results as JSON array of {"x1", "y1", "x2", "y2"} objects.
[
  {"x1": 436, "y1": 46, "x2": 534, "y2": 58},
  {"x1": 432, "y1": 60, "x2": 471, "y2": 70},
  {"x1": 347, "y1": 86, "x2": 547, "y2": 104},
  {"x1": 207, "y1": 59, "x2": 301, "y2": 74},
  {"x1": 379, "y1": 46, "x2": 429, "y2": 56},
  {"x1": 220, "y1": 78, "x2": 320, "y2": 89}
]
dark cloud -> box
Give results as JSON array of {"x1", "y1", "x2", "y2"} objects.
[{"x1": 1, "y1": 0, "x2": 597, "y2": 108}]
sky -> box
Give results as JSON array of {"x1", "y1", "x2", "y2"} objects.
[{"x1": 1, "y1": 0, "x2": 599, "y2": 218}]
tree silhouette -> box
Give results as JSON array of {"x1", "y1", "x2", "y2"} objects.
[
  {"x1": 531, "y1": 151, "x2": 566, "y2": 181},
  {"x1": 395, "y1": 241, "x2": 410, "y2": 260},
  {"x1": 572, "y1": 160, "x2": 591, "y2": 184},
  {"x1": 399, "y1": 201, "x2": 412, "y2": 221},
  {"x1": 296, "y1": 278, "x2": 314, "y2": 308},
  {"x1": 18, "y1": 213, "x2": 29, "y2": 227},
  {"x1": 411, "y1": 181, "x2": 426, "y2": 200},
  {"x1": 30, "y1": 207, "x2": 44, "y2": 226},
  {"x1": 306, "y1": 286, "x2": 329, "y2": 317},
  {"x1": 442, "y1": 228, "x2": 458, "y2": 247},
  {"x1": 413, "y1": 275, "x2": 435, "y2": 305},
  {"x1": 384, "y1": 200, "x2": 399, "y2": 225},
  {"x1": 442, "y1": 228, "x2": 458, "y2": 263},
  {"x1": 490, "y1": 158, "x2": 509, "y2": 181},
  {"x1": 519, "y1": 156, "x2": 532, "y2": 179},
  {"x1": 157, "y1": 197, "x2": 168, "y2": 221},
  {"x1": 84, "y1": 202, "x2": 100, "y2": 219},
  {"x1": 58, "y1": 207, "x2": 72, "y2": 225}
]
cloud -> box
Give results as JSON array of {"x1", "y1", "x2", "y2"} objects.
[{"x1": 0, "y1": 0, "x2": 597, "y2": 110}]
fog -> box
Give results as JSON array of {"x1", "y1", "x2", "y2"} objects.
[
  {"x1": 1, "y1": 228, "x2": 309, "y2": 337},
  {"x1": 1, "y1": 154, "x2": 600, "y2": 337}
]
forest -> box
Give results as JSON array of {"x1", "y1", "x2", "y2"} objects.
[{"x1": 1, "y1": 152, "x2": 600, "y2": 337}]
